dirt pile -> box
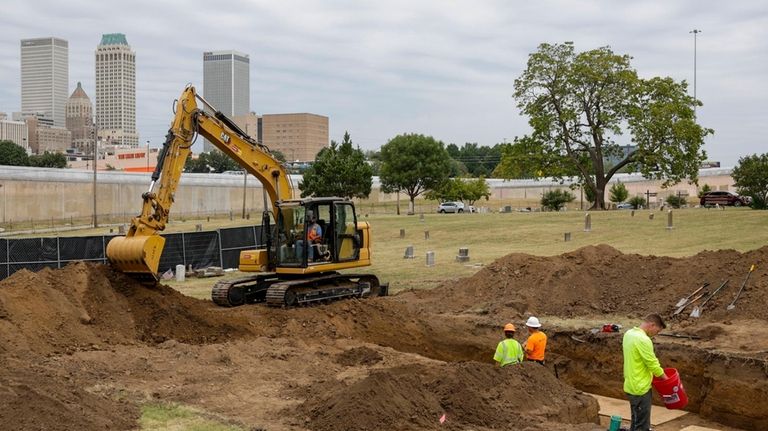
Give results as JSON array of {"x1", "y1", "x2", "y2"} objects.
[
  {"x1": 336, "y1": 346, "x2": 383, "y2": 366},
  {"x1": 0, "y1": 262, "x2": 253, "y2": 356},
  {"x1": 0, "y1": 356, "x2": 138, "y2": 431},
  {"x1": 293, "y1": 361, "x2": 598, "y2": 431},
  {"x1": 404, "y1": 245, "x2": 768, "y2": 322}
]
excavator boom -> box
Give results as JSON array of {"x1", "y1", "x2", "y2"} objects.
[{"x1": 106, "y1": 85, "x2": 293, "y2": 279}]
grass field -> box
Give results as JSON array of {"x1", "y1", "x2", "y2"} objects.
[{"x1": 166, "y1": 207, "x2": 767, "y2": 298}]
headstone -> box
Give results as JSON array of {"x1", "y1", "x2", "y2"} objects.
[
  {"x1": 118, "y1": 224, "x2": 126, "y2": 234},
  {"x1": 456, "y1": 247, "x2": 470, "y2": 262},
  {"x1": 424, "y1": 230, "x2": 430, "y2": 240},
  {"x1": 419, "y1": 213, "x2": 425, "y2": 222},
  {"x1": 404, "y1": 245, "x2": 414, "y2": 259},
  {"x1": 504, "y1": 205, "x2": 512, "y2": 213},
  {"x1": 631, "y1": 210, "x2": 635, "y2": 217},
  {"x1": 584, "y1": 213, "x2": 592, "y2": 232},
  {"x1": 426, "y1": 251, "x2": 435, "y2": 267},
  {"x1": 400, "y1": 228, "x2": 405, "y2": 239},
  {"x1": 564, "y1": 232, "x2": 571, "y2": 242},
  {"x1": 666, "y1": 210, "x2": 674, "y2": 230},
  {"x1": 175, "y1": 264, "x2": 186, "y2": 282},
  {"x1": 195, "y1": 224, "x2": 203, "y2": 232},
  {"x1": 649, "y1": 213, "x2": 655, "y2": 220}
]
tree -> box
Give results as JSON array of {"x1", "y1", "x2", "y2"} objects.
[
  {"x1": 299, "y1": 132, "x2": 373, "y2": 199},
  {"x1": 446, "y1": 142, "x2": 503, "y2": 177},
  {"x1": 29, "y1": 151, "x2": 67, "y2": 168},
  {"x1": 541, "y1": 189, "x2": 575, "y2": 211},
  {"x1": 665, "y1": 194, "x2": 687, "y2": 209},
  {"x1": 493, "y1": 136, "x2": 579, "y2": 179},
  {"x1": 697, "y1": 183, "x2": 712, "y2": 199},
  {"x1": 731, "y1": 153, "x2": 768, "y2": 209},
  {"x1": 379, "y1": 133, "x2": 452, "y2": 213},
  {"x1": 425, "y1": 177, "x2": 491, "y2": 206},
  {"x1": 0, "y1": 140, "x2": 30, "y2": 166},
  {"x1": 513, "y1": 42, "x2": 712, "y2": 209},
  {"x1": 185, "y1": 150, "x2": 240, "y2": 173},
  {"x1": 609, "y1": 181, "x2": 629, "y2": 203}
]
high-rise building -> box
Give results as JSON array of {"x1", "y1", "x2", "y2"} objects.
[
  {"x1": 66, "y1": 82, "x2": 95, "y2": 153},
  {"x1": 203, "y1": 50, "x2": 249, "y2": 152},
  {"x1": 261, "y1": 113, "x2": 329, "y2": 162},
  {"x1": 20, "y1": 37, "x2": 69, "y2": 127},
  {"x1": 95, "y1": 33, "x2": 137, "y2": 147}
]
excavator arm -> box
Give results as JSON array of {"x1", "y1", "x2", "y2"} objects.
[{"x1": 106, "y1": 85, "x2": 293, "y2": 280}]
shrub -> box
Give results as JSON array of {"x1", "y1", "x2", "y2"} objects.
[
  {"x1": 609, "y1": 182, "x2": 629, "y2": 203},
  {"x1": 698, "y1": 183, "x2": 711, "y2": 199},
  {"x1": 628, "y1": 196, "x2": 646, "y2": 209},
  {"x1": 665, "y1": 195, "x2": 687, "y2": 208},
  {"x1": 541, "y1": 189, "x2": 575, "y2": 211}
]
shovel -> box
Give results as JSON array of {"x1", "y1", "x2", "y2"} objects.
[
  {"x1": 675, "y1": 282, "x2": 709, "y2": 307},
  {"x1": 727, "y1": 265, "x2": 756, "y2": 311},
  {"x1": 691, "y1": 279, "x2": 729, "y2": 318},
  {"x1": 673, "y1": 290, "x2": 708, "y2": 316}
]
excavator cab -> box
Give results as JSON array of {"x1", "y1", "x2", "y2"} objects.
[{"x1": 273, "y1": 198, "x2": 362, "y2": 270}]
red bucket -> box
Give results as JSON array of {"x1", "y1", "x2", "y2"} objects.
[{"x1": 652, "y1": 367, "x2": 688, "y2": 409}]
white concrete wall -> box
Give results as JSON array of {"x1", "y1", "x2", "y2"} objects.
[{"x1": 0, "y1": 166, "x2": 735, "y2": 223}]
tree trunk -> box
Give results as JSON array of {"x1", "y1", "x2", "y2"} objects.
[
  {"x1": 591, "y1": 177, "x2": 608, "y2": 210},
  {"x1": 408, "y1": 197, "x2": 415, "y2": 215}
]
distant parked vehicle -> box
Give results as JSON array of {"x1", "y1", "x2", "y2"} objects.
[
  {"x1": 616, "y1": 202, "x2": 634, "y2": 209},
  {"x1": 437, "y1": 202, "x2": 465, "y2": 213},
  {"x1": 699, "y1": 191, "x2": 749, "y2": 207}
]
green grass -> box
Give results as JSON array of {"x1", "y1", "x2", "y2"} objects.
[
  {"x1": 140, "y1": 402, "x2": 246, "y2": 431},
  {"x1": 162, "y1": 207, "x2": 768, "y2": 297}
]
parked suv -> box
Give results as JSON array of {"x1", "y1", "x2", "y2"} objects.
[
  {"x1": 437, "y1": 202, "x2": 465, "y2": 213},
  {"x1": 700, "y1": 191, "x2": 749, "y2": 207}
]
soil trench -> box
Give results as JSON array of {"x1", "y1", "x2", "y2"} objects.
[{"x1": 1, "y1": 245, "x2": 767, "y2": 430}]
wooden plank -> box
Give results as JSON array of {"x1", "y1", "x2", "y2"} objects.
[{"x1": 588, "y1": 393, "x2": 689, "y2": 426}]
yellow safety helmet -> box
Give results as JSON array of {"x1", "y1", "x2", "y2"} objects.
[{"x1": 503, "y1": 323, "x2": 516, "y2": 332}]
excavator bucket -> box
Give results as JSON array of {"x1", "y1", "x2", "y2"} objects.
[{"x1": 106, "y1": 235, "x2": 166, "y2": 281}]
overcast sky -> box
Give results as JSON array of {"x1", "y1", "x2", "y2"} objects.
[{"x1": 1, "y1": 0, "x2": 766, "y2": 165}]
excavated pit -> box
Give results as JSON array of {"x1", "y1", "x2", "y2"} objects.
[{"x1": 1, "y1": 244, "x2": 767, "y2": 430}]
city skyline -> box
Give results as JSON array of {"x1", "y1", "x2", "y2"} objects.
[
  {"x1": 0, "y1": 1, "x2": 766, "y2": 165},
  {"x1": 202, "y1": 50, "x2": 250, "y2": 152}
]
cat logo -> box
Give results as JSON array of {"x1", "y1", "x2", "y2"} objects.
[{"x1": 220, "y1": 132, "x2": 230, "y2": 143}]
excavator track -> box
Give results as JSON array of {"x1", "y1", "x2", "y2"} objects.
[
  {"x1": 211, "y1": 273, "x2": 279, "y2": 307},
  {"x1": 266, "y1": 273, "x2": 385, "y2": 307}
]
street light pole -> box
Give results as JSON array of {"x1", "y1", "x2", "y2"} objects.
[
  {"x1": 242, "y1": 170, "x2": 247, "y2": 219},
  {"x1": 689, "y1": 29, "x2": 701, "y2": 115},
  {"x1": 92, "y1": 117, "x2": 98, "y2": 228}
]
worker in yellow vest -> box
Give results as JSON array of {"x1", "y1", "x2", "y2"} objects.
[{"x1": 493, "y1": 323, "x2": 523, "y2": 367}]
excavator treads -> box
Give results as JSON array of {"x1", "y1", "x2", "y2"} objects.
[{"x1": 265, "y1": 273, "x2": 381, "y2": 307}]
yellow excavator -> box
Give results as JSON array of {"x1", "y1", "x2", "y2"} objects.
[{"x1": 106, "y1": 85, "x2": 385, "y2": 307}]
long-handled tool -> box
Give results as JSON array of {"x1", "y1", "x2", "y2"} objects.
[
  {"x1": 727, "y1": 265, "x2": 756, "y2": 311},
  {"x1": 675, "y1": 282, "x2": 709, "y2": 307},
  {"x1": 691, "y1": 279, "x2": 729, "y2": 318},
  {"x1": 674, "y1": 290, "x2": 708, "y2": 315}
]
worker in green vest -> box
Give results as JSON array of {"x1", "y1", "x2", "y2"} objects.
[
  {"x1": 493, "y1": 323, "x2": 523, "y2": 367},
  {"x1": 623, "y1": 314, "x2": 669, "y2": 431}
]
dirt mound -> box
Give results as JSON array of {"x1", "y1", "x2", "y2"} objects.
[
  {"x1": 0, "y1": 262, "x2": 253, "y2": 356},
  {"x1": 336, "y1": 346, "x2": 383, "y2": 366},
  {"x1": 404, "y1": 245, "x2": 768, "y2": 323},
  {"x1": 0, "y1": 356, "x2": 138, "y2": 431},
  {"x1": 294, "y1": 361, "x2": 598, "y2": 431}
]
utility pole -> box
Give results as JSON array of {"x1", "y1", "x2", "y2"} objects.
[
  {"x1": 689, "y1": 29, "x2": 701, "y2": 115},
  {"x1": 242, "y1": 170, "x2": 247, "y2": 219},
  {"x1": 92, "y1": 118, "x2": 98, "y2": 228}
]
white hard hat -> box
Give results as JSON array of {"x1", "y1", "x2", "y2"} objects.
[{"x1": 525, "y1": 316, "x2": 542, "y2": 328}]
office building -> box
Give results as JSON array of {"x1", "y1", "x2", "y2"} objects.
[
  {"x1": 66, "y1": 82, "x2": 95, "y2": 153},
  {"x1": 261, "y1": 113, "x2": 328, "y2": 162},
  {"x1": 203, "y1": 50, "x2": 249, "y2": 152},
  {"x1": 0, "y1": 117, "x2": 29, "y2": 150},
  {"x1": 18, "y1": 112, "x2": 71, "y2": 154},
  {"x1": 95, "y1": 33, "x2": 138, "y2": 147},
  {"x1": 20, "y1": 37, "x2": 69, "y2": 127}
]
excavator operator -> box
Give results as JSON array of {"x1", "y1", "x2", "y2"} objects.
[{"x1": 296, "y1": 210, "x2": 323, "y2": 262}]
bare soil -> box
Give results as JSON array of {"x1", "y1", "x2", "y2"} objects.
[{"x1": 0, "y1": 245, "x2": 765, "y2": 430}]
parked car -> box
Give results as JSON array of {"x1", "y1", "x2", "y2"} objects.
[
  {"x1": 616, "y1": 202, "x2": 634, "y2": 209},
  {"x1": 699, "y1": 191, "x2": 749, "y2": 207},
  {"x1": 437, "y1": 202, "x2": 465, "y2": 213}
]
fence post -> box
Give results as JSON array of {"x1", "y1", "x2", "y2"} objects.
[{"x1": 217, "y1": 229, "x2": 224, "y2": 268}]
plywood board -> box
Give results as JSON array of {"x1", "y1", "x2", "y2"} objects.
[
  {"x1": 679, "y1": 427, "x2": 722, "y2": 431},
  {"x1": 588, "y1": 393, "x2": 688, "y2": 426}
]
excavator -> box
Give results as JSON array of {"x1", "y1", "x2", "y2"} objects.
[{"x1": 106, "y1": 85, "x2": 385, "y2": 307}]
